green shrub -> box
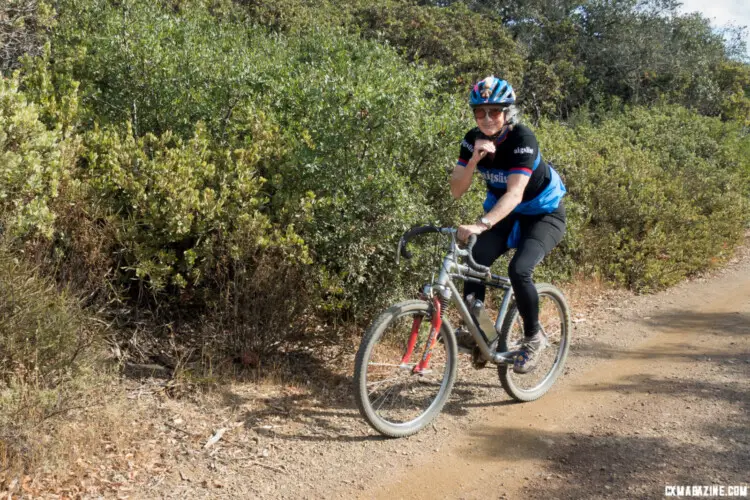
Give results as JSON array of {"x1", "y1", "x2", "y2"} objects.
[
  {"x1": 0, "y1": 75, "x2": 77, "y2": 239},
  {"x1": 13, "y1": 0, "x2": 750, "y2": 330},
  {"x1": 350, "y1": 0, "x2": 523, "y2": 90},
  {"x1": 537, "y1": 105, "x2": 750, "y2": 290},
  {"x1": 52, "y1": 0, "x2": 275, "y2": 137},
  {"x1": 250, "y1": 31, "x2": 477, "y2": 316},
  {"x1": 241, "y1": 0, "x2": 524, "y2": 92},
  {"x1": 79, "y1": 118, "x2": 309, "y2": 301},
  {"x1": 46, "y1": 0, "x2": 475, "y2": 315}
]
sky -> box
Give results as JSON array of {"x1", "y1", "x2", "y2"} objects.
[{"x1": 678, "y1": 0, "x2": 750, "y2": 58}]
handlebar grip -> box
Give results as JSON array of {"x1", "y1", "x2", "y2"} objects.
[{"x1": 466, "y1": 234, "x2": 491, "y2": 274}]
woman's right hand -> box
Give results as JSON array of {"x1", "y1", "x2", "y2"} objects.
[{"x1": 473, "y1": 138, "x2": 496, "y2": 161}]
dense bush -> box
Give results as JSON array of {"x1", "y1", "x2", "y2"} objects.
[
  {"x1": 0, "y1": 75, "x2": 76, "y2": 239},
  {"x1": 349, "y1": 0, "x2": 523, "y2": 90},
  {"x1": 2, "y1": 0, "x2": 748, "y2": 343},
  {"x1": 253, "y1": 32, "x2": 472, "y2": 315},
  {"x1": 51, "y1": 0, "x2": 268, "y2": 137},
  {"x1": 78, "y1": 120, "x2": 304, "y2": 296},
  {"x1": 538, "y1": 106, "x2": 750, "y2": 290},
  {"x1": 43, "y1": 0, "x2": 478, "y2": 316}
]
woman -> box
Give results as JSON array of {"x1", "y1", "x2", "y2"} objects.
[{"x1": 450, "y1": 76, "x2": 566, "y2": 374}]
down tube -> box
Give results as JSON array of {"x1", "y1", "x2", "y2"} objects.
[{"x1": 445, "y1": 279, "x2": 497, "y2": 362}]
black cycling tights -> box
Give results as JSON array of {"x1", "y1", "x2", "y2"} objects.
[{"x1": 463, "y1": 204, "x2": 566, "y2": 338}]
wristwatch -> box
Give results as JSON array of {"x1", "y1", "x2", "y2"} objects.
[{"x1": 478, "y1": 216, "x2": 493, "y2": 230}]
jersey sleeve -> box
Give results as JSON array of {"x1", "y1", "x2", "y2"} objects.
[
  {"x1": 507, "y1": 131, "x2": 541, "y2": 177},
  {"x1": 456, "y1": 130, "x2": 475, "y2": 168}
]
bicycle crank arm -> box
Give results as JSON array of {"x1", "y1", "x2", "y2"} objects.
[{"x1": 491, "y1": 350, "x2": 521, "y2": 365}]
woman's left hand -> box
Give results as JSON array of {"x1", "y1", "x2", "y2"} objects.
[{"x1": 457, "y1": 223, "x2": 487, "y2": 242}]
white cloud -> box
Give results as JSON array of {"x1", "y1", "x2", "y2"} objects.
[
  {"x1": 678, "y1": 0, "x2": 750, "y2": 57},
  {"x1": 678, "y1": 0, "x2": 750, "y2": 29}
]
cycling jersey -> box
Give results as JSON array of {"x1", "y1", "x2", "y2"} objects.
[{"x1": 457, "y1": 124, "x2": 565, "y2": 215}]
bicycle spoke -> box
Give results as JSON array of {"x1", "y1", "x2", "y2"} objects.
[
  {"x1": 367, "y1": 374, "x2": 404, "y2": 394},
  {"x1": 374, "y1": 381, "x2": 403, "y2": 412},
  {"x1": 354, "y1": 300, "x2": 457, "y2": 436}
]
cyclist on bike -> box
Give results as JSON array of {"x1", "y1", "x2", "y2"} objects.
[{"x1": 450, "y1": 76, "x2": 566, "y2": 374}]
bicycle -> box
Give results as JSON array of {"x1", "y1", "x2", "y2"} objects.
[{"x1": 353, "y1": 225, "x2": 571, "y2": 437}]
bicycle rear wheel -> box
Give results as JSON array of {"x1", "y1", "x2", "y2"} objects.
[
  {"x1": 497, "y1": 283, "x2": 571, "y2": 402},
  {"x1": 353, "y1": 300, "x2": 457, "y2": 437}
]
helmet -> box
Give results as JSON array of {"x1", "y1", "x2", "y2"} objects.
[{"x1": 469, "y1": 76, "x2": 515, "y2": 108}]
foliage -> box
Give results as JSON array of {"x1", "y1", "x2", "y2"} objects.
[
  {"x1": 252, "y1": 32, "x2": 471, "y2": 315},
  {"x1": 51, "y1": 0, "x2": 268, "y2": 138},
  {"x1": 412, "y1": 0, "x2": 750, "y2": 121},
  {"x1": 538, "y1": 106, "x2": 749, "y2": 290},
  {"x1": 0, "y1": 75, "x2": 77, "y2": 239},
  {"x1": 44, "y1": 0, "x2": 476, "y2": 315},
  {"x1": 79, "y1": 120, "x2": 309, "y2": 298},
  {"x1": 350, "y1": 0, "x2": 523, "y2": 90},
  {"x1": 2, "y1": 0, "x2": 749, "y2": 343},
  {"x1": 0, "y1": 244, "x2": 94, "y2": 388},
  {"x1": 0, "y1": 0, "x2": 55, "y2": 74}
]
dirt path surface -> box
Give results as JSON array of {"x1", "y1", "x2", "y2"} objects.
[
  {"x1": 360, "y1": 265, "x2": 750, "y2": 499},
  {"x1": 153, "y1": 249, "x2": 749, "y2": 499},
  {"x1": 15, "y1": 246, "x2": 749, "y2": 499}
]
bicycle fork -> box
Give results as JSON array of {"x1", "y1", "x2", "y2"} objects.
[{"x1": 400, "y1": 296, "x2": 442, "y2": 375}]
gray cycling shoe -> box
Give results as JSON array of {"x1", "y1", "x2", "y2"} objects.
[{"x1": 513, "y1": 331, "x2": 547, "y2": 374}]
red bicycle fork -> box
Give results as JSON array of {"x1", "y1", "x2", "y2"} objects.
[{"x1": 400, "y1": 297, "x2": 442, "y2": 375}]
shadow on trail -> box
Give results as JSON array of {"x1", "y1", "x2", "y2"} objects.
[
  {"x1": 572, "y1": 372, "x2": 749, "y2": 409},
  {"x1": 459, "y1": 359, "x2": 749, "y2": 499},
  {"x1": 645, "y1": 311, "x2": 750, "y2": 337},
  {"x1": 214, "y1": 349, "x2": 515, "y2": 443},
  {"x1": 464, "y1": 423, "x2": 748, "y2": 499},
  {"x1": 572, "y1": 340, "x2": 745, "y2": 363},
  {"x1": 570, "y1": 310, "x2": 749, "y2": 363}
]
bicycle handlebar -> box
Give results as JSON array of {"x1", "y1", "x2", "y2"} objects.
[
  {"x1": 397, "y1": 225, "x2": 491, "y2": 274},
  {"x1": 398, "y1": 225, "x2": 440, "y2": 260},
  {"x1": 466, "y1": 234, "x2": 491, "y2": 275}
]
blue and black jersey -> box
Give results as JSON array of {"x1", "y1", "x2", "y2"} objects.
[{"x1": 457, "y1": 124, "x2": 564, "y2": 215}]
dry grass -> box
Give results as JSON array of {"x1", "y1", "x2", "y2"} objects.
[
  {"x1": 0, "y1": 377, "x2": 165, "y2": 498},
  {"x1": 0, "y1": 240, "x2": 110, "y2": 484}
]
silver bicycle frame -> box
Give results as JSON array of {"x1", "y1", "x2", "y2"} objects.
[{"x1": 427, "y1": 231, "x2": 518, "y2": 365}]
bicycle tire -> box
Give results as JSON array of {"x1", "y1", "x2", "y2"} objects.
[
  {"x1": 497, "y1": 283, "x2": 571, "y2": 402},
  {"x1": 354, "y1": 299, "x2": 458, "y2": 437}
]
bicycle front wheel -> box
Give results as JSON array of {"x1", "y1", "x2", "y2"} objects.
[
  {"x1": 353, "y1": 300, "x2": 457, "y2": 437},
  {"x1": 497, "y1": 283, "x2": 571, "y2": 402}
]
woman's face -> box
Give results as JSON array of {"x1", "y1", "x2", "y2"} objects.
[{"x1": 473, "y1": 105, "x2": 506, "y2": 136}]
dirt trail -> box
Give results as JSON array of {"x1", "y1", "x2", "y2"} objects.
[
  {"x1": 19, "y1": 250, "x2": 748, "y2": 499},
  {"x1": 346, "y1": 264, "x2": 750, "y2": 499}
]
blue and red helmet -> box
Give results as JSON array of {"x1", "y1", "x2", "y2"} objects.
[{"x1": 469, "y1": 76, "x2": 515, "y2": 108}]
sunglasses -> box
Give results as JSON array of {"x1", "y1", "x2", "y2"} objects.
[{"x1": 473, "y1": 107, "x2": 505, "y2": 120}]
